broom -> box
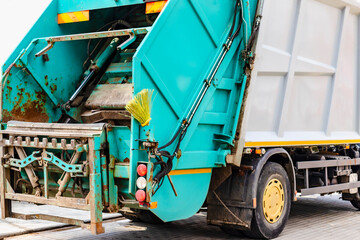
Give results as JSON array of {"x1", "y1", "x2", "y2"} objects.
[{"x1": 125, "y1": 89, "x2": 154, "y2": 127}]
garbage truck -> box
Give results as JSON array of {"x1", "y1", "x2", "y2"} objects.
[{"x1": 1, "y1": 0, "x2": 360, "y2": 238}]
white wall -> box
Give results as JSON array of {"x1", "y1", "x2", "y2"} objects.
[{"x1": 0, "y1": 0, "x2": 51, "y2": 69}]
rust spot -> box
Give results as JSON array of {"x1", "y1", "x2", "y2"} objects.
[
  {"x1": 90, "y1": 222, "x2": 104, "y2": 234},
  {"x1": 17, "y1": 86, "x2": 25, "y2": 95},
  {"x1": 50, "y1": 83, "x2": 57, "y2": 93},
  {"x1": 97, "y1": 201, "x2": 102, "y2": 211},
  {"x1": 148, "y1": 164, "x2": 154, "y2": 183},
  {"x1": 2, "y1": 89, "x2": 49, "y2": 123},
  {"x1": 44, "y1": 75, "x2": 49, "y2": 86},
  {"x1": 108, "y1": 204, "x2": 119, "y2": 213},
  {"x1": 5, "y1": 86, "x2": 12, "y2": 100},
  {"x1": 146, "y1": 191, "x2": 151, "y2": 202},
  {"x1": 102, "y1": 164, "x2": 107, "y2": 170}
]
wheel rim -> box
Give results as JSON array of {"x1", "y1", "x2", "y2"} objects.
[{"x1": 262, "y1": 178, "x2": 285, "y2": 224}]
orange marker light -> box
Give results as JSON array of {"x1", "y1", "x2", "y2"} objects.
[
  {"x1": 146, "y1": 1, "x2": 168, "y2": 14},
  {"x1": 58, "y1": 11, "x2": 90, "y2": 24},
  {"x1": 150, "y1": 202, "x2": 158, "y2": 209}
]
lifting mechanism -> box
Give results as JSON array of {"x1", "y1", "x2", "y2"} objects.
[{"x1": 0, "y1": 19, "x2": 153, "y2": 234}]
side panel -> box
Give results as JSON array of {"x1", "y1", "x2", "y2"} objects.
[{"x1": 244, "y1": 0, "x2": 360, "y2": 146}]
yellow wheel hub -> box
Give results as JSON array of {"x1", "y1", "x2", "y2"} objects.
[{"x1": 262, "y1": 178, "x2": 284, "y2": 224}]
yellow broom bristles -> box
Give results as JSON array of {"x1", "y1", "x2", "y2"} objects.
[{"x1": 125, "y1": 89, "x2": 153, "y2": 127}]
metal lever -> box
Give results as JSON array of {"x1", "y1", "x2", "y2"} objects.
[
  {"x1": 117, "y1": 30, "x2": 136, "y2": 50},
  {"x1": 167, "y1": 174, "x2": 178, "y2": 197}
]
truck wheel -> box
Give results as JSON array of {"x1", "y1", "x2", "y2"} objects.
[
  {"x1": 245, "y1": 162, "x2": 291, "y2": 239},
  {"x1": 350, "y1": 200, "x2": 360, "y2": 210}
]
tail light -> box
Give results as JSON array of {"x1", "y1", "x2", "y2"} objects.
[
  {"x1": 136, "y1": 163, "x2": 148, "y2": 203},
  {"x1": 135, "y1": 190, "x2": 146, "y2": 202},
  {"x1": 136, "y1": 177, "x2": 147, "y2": 189},
  {"x1": 137, "y1": 164, "x2": 147, "y2": 176}
]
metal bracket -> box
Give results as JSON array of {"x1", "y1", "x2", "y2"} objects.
[
  {"x1": 35, "y1": 39, "x2": 54, "y2": 57},
  {"x1": 7, "y1": 151, "x2": 86, "y2": 174}
]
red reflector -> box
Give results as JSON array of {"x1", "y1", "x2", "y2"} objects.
[
  {"x1": 137, "y1": 164, "x2": 147, "y2": 176},
  {"x1": 135, "y1": 190, "x2": 146, "y2": 202}
]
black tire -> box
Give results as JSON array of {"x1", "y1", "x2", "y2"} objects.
[
  {"x1": 245, "y1": 162, "x2": 291, "y2": 239},
  {"x1": 350, "y1": 200, "x2": 360, "y2": 210}
]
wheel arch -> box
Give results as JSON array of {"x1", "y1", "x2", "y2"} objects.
[{"x1": 248, "y1": 148, "x2": 296, "y2": 207}]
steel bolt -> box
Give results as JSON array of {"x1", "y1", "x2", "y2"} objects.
[
  {"x1": 61, "y1": 139, "x2": 66, "y2": 149},
  {"x1": 71, "y1": 139, "x2": 76, "y2": 149},
  {"x1": 34, "y1": 137, "x2": 39, "y2": 146},
  {"x1": 42, "y1": 138, "x2": 48, "y2": 147}
]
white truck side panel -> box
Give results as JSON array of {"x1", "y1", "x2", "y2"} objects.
[{"x1": 244, "y1": 0, "x2": 360, "y2": 147}]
